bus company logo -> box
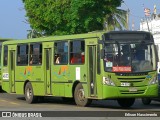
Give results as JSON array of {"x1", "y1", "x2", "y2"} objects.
[
  {"x1": 1, "y1": 112, "x2": 42, "y2": 118},
  {"x1": 146, "y1": 75, "x2": 152, "y2": 79},
  {"x1": 2, "y1": 112, "x2": 11, "y2": 117}
]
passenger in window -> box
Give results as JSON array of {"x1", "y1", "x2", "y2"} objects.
[
  {"x1": 55, "y1": 54, "x2": 61, "y2": 64},
  {"x1": 104, "y1": 54, "x2": 113, "y2": 62},
  {"x1": 17, "y1": 56, "x2": 21, "y2": 64},
  {"x1": 120, "y1": 45, "x2": 130, "y2": 65},
  {"x1": 39, "y1": 57, "x2": 42, "y2": 64},
  {"x1": 71, "y1": 53, "x2": 82, "y2": 64},
  {"x1": 81, "y1": 52, "x2": 85, "y2": 63},
  {"x1": 4, "y1": 57, "x2": 8, "y2": 65},
  {"x1": 134, "y1": 49, "x2": 144, "y2": 61},
  {"x1": 29, "y1": 57, "x2": 33, "y2": 65}
]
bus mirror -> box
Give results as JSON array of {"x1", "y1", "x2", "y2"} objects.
[{"x1": 101, "y1": 49, "x2": 105, "y2": 59}]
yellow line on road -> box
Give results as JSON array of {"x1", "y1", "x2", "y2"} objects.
[
  {"x1": 0, "y1": 99, "x2": 20, "y2": 105},
  {"x1": 9, "y1": 102, "x2": 20, "y2": 105},
  {"x1": 0, "y1": 99, "x2": 7, "y2": 102}
]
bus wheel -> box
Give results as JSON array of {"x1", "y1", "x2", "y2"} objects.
[
  {"x1": 74, "y1": 83, "x2": 92, "y2": 107},
  {"x1": 25, "y1": 82, "x2": 37, "y2": 104},
  {"x1": 117, "y1": 98, "x2": 135, "y2": 108},
  {"x1": 142, "y1": 98, "x2": 151, "y2": 105}
]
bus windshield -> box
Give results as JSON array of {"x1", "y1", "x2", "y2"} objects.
[{"x1": 104, "y1": 42, "x2": 157, "y2": 73}]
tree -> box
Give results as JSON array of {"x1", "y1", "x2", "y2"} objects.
[
  {"x1": 104, "y1": 9, "x2": 128, "y2": 31},
  {"x1": 22, "y1": 0, "x2": 123, "y2": 36},
  {"x1": 27, "y1": 29, "x2": 43, "y2": 39}
]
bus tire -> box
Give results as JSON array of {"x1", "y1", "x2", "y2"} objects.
[
  {"x1": 25, "y1": 82, "x2": 37, "y2": 104},
  {"x1": 142, "y1": 98, "x2": 151, "y2": 105},
  {"x1": 117, "y1": 98, "x2": 135, "y2": 108},
  {"x1": 74, "y1": 83, "x2": 92, "y2": 107}
]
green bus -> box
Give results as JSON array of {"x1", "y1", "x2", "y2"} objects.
[
  {"x1": 1, "y1": 31, "x2": 158, "y2": 107},
  {"x1": 0, "y1": 38, "x2": 12, "y2": 88}
]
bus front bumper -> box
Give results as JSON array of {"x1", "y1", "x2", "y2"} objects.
[{"x1": 102, "y1": 84, "x2": 158, "y2": 99}]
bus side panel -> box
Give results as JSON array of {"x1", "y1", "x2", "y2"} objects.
[
  {"x1": 15, "y1": 66, "x2": 45, "y2": 95},
  {"x1": 69, "y1": 65, "x2": 88, "y2": 98},
  {"x1": 1, "y1": 68, "x2": 10, "y2": 93},
  {"x1": 51, "y1": 65, "x2": 67, "y2": 97},
  {"x1": 64, "y1": 83, "x2": 72, "y2": 97},
  {"x1": 15, "y1": 82, "x2": 24, "y2": 94},
  {"x1": 15, "y1": 66, "x2": 27, "y2": 94},
  {"x1": 2, "y1": 81, "x2": 10, "y2": 93},
  {"x1": 95, "y1": 44, "x2": 103, "y2": 99},
  {"x1": 96, "y1": 75, "x2": 103, "y2": 99},
  {"x1": 32, "y1": 82, "x2": 45, "y2": 96},
  {"x1": 52, "y1": 83, "x2": 65, "y2": 96},
  {"x1": 30, "y1": 66, "x2": 45, "y2": 96},
  {"x1": 2, "y1": 67, "x2": 10, "y2": 92},
  {"x1": 51, "y1": 65, "x2": 88, "y2": 97}
]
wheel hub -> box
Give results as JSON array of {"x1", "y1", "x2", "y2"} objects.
[
  {"x1": 77, "y1": 89, "x2": 85, "y2": 102},
  {"x1": 27, "y1": 88, "x2": 32, "y2": 99}
]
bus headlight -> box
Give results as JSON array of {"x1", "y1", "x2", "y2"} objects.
[
  {"x1": 149, "y1": 76, "x2": 158, "y2": 85},
  {"x1": 103, "y1": 77, "x2": 115, "y2": 86}
]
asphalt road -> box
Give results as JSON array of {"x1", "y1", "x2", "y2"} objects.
[
  {"x1": 0, "y1": 92, "x2": 160, "y2": 110},
  {"x1": 0, "y1": 92, "x2": 160, "y2": 119}
]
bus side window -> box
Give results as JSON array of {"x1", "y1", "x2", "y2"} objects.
[
  {"x1": 17, "y1": 44, "x2": 28, "y2": 65},
  {"x1": 54, "y1": 41, "x2": 68, "y2": 64},
  {"x1": 70, "y1": 40, "x2": 85, "y2": 64},
  {"x1": 3, "y1": 46, "x2": 8, "y2": 66},
  {"x1": 29, "y1": 43, "x2": 42, "y2": 65}
]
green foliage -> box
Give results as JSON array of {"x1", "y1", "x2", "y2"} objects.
[
  {"x1": 105, "y1": 9, "x2": 128, "y2": 31},
  {"x1": 27, "y1": 30, "x2": 42, "y2": 39},
  {"x1": 23, "y1": 0, "x2": 123, "y2": 36}
]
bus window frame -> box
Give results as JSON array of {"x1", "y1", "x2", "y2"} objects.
[
  {"x1": 3, "y1": 45, "x2": 8, "y2": 66},
  {"x1": 69, "y1": 39, "x2": 85, "y2": 65},
  {"x1": 16, "y1": 44, "x2": 29, "y2": 66},
  {"x1": 54, "y1": 41, "x2": 69, "y2": 65},
  {"x1": 29, "y1": 43, "x2": 42, "y2": 66}
]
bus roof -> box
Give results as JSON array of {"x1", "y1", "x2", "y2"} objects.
[
  {"x1": 106, "y1": 30, "x2": 151, "y2": 34},
  {"x1": 0, "y1": 38, "x2": 12, "y2": 41},
  {"x1": 104, "y1": 31, "x2": 153, "y2": 41},
  {"x1": 2, "y1": 32, "x2": 104, "y2": 45},
  {"x1": 2, "y1": 30, "x2": 152, "y2": 45}
]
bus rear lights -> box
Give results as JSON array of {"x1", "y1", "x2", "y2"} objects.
[{"x1": 103, "y1": 77, "x2": 115, "y2": 86}]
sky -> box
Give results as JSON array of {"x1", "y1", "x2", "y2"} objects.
[{"x1": 0, "y1": 0, "x2": 160, "y2": 39}]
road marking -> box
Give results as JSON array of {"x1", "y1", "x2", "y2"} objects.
[
  {"x1": 9, "y1": 102, "x2": 20, "y2": 105},
  {"x1": 0, "y1": 99, "x2": 20, "y2": 105},
  {"x1": 0, "y1": 99, "x2": 7, "y2": 102}
]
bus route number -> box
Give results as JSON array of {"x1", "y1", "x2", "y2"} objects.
[{"x1": 3, "y1": 73, "x2": 9, "y2": 79}]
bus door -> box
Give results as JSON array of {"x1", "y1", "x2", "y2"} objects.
[
  {"x1": 87, "y1": 45, "x2": 97, "y2": 97},
  {"x1": 9, "y1": 50, "x2": 15, "y2": 93},
  {"x1": 45, "y1": 48, "x2": 52, "y2": 95}
]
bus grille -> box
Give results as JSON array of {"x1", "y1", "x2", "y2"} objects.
[
  {"x1": 120, "y1": 90, "x2": 145, "y2": 94},
  {"x1": 115, "y1": 72, "x2": 148, "y2": 76},
  {"x1": 117, "y1": 77, "x2": 145, "y2": 82}
]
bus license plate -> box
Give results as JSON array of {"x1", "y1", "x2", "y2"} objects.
[
  {"x1": 129, "y1": 87, "x2": 137, "y2": 92},
  {"x1": 121, "y1": 82, "x2": 130, "y2": 86}
]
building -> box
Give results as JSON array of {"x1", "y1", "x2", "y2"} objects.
[{"x1": 140, "y1": 15, "x2": 160, "y2": 73}]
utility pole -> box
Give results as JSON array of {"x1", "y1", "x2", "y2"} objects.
[{"x1": 132, "y1": 20, "x2": 134, "y2": 31}]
